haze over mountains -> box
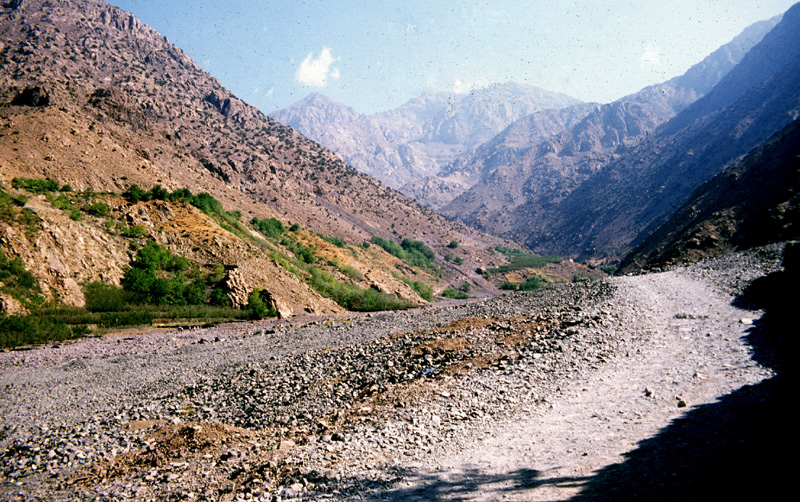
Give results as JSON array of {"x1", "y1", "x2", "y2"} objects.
[
  {"x1": 270, "y1": 83, "x2": 581, "y2": 192},
  {"x1": 272, "y1": 7, "x2": 800, "y2": 261}
]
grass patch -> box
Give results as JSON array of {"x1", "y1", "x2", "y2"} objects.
[
  {"x1": 371, "y1": 236, "x2": 438, "y2": 271},
  {"x1": 500, "y1": 276, "x2": 543, "y2": 291},
  {"x1": 488, "y1": 252, "x2": 562, "y2": 274},
  {"x1": 308, "y1": 267, "x2": 413, "y2": 311},
  {"x1": 398, "y1": 276, "x2": 433, "y2": 302},
  {"x1": 441, "y1": 288, "x2": 468, "y2": 299}
]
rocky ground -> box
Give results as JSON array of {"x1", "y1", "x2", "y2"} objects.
[{"x1": 0, "y1": 244, "x2": 792, "y2": 501}]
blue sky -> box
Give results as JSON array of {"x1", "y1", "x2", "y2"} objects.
[{"x1": 108, "y1": 1, "x2": 797, "y2": 114}]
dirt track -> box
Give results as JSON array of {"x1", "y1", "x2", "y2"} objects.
[{"x1": 377, "y1": 269, "x2": 773, "y2": 501}]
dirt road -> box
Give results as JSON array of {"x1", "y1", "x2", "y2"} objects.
[{"x1": 373, "y1": 268, "x2": 775, "y2": 501}]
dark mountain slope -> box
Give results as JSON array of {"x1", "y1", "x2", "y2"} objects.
[
  {"x1": 440, "y1": 15, "x2": 780, "y2": 235},
  {"x1": 619, "y1": 119, "x2": 800, "y2": 272},
  {"x1": 530, "y1": 3, "x2": 800, "y2": 257}
]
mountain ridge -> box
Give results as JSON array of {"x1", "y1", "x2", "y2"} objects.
[
  {"x1": 438, "y1": 11, "x2": 789, "y2": 257},
  {"x1": 270, "y1": 82, "x2": 582, "y2": 190}
]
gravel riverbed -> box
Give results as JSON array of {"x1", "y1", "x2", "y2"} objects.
[{"x1": 0, "y1": 244, "x2": 788, "y2": 501}]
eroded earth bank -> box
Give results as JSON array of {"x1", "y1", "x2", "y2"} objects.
[{"x1": 0, "y1": 245, "x2": 795, "y2": 501}]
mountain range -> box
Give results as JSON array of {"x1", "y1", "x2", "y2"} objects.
[
  {"x1": 270, "y1": 83, "x2": 581, "y2": 192},
  {"x1": 272, "y1": 9, "x2": 800, "y2": 263}
]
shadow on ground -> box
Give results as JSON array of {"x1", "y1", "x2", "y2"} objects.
[
  {"x1": 570, "y1": 245, "x2": 799, "y2": 501},
  {"x1": 365, "y1": 467, "x2": 588, "y2": 501},
  {"x1": 348, "y1": 245, "x2": 798, "y2": 501}
]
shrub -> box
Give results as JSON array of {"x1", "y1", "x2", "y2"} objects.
[
  {"x1": 441, "y1": 288, "x2": 468, "y2": 299},
  {"x1": 448, "y1": 240, "x2": 459, "y2": 249},
  {"x1": 519, "y1": 276, "x2": 542, "y2": 291},
  {"x1": 124, "y1": 184, "x2": 150, "y2": 203},
  {"x1": 252, "y1": 217, "x2": 285, "y2": 238},
  {"x1": 84, "y1": 281, "x2": 129, "y2": 312},
  {"x1": 11, "y1": 177, "x2": 60, "y2": 194},
  {"x1": 83, "y1": 202, "x2": 110, "y2": 217},
  {"x1": 402, "y1": 278, "x2": 433, "y2": 302},
  {"x1": 247, "y1": 288, "x2": 277, "y2": 319},
  {"x1": 0, "y1": 315, "x2": 88, "y2": 349},
  {"x1": 454, "y1": 257, "x2": 463, "y2": 265}
]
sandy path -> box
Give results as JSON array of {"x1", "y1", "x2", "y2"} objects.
[{"x1": 381, "y1": 270, "x2": 772, "y2": 501}]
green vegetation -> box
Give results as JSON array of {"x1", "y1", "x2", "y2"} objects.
[
  {"x1": 0, "y1": 314, "x2": 89, "y2": 349},
  {"x1": 371, "y1": 236, "x2": 437, "y2": 270},
  {"x1": 488, "y1": 248, "x2": 562, "y2": 274},
  {"x1": 321, "y1": 235, "x2": 346, "y2": 248},
  {"x1": 251, "y1": 216, "x2": 285, "y2": 238},
  {"x1": 0, "y1": 248, "x2": 44, "y2": 311},
  {"x1": 308, "y1": 267, "x2": 413, "y2": 311},
  {"x1": 448, "y1": 240, "x2": 459, "y2": 249},
  {"x1": 599, "y1": 264, "x2": 618, "y2": 275},
  {"x1": 0, "y1": 184, "x2": 40, "y2": 236},
  {"x1": 398, "y1": 276, "x2": 433, "y2": 302},
  {"x1": 121, "y1": 241, "x2": 230, "y2": 307},
  {"x1": 500, "y1": 276, "x2": 542, "y2": 291},
  {"x1": 441, "y1": 287, "x2": 469, "y2": 299},
  {"x1": 247, "y1": 288, "x2": 278, "y2": 320},
  {"x1": 11, "y1": 177, "x2": 60, "y2": 194}
]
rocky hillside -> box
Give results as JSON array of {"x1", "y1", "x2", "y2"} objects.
[
  {"x1": 619, "y1": 119, "x2": 800, "y2": 272},
  {"x1": 270, "y1": 83, "x2": 581, "y2": 191},
  {"x1": 438, "y1": 14, "x2": 784, "y2": 254},
  {"x1": 0, "y1": 0, "x2": 506, "y2": 312}
]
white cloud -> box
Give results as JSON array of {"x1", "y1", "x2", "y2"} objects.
[
  {"x1": 452, "y1": 79, "x2": 470, "y2": 94},
  {"x1": 296, "y1": 47, "x2": 340, "y2": 87},
  {"x1": 641, "y1": 47, "x2": 661, "y2": 67}
]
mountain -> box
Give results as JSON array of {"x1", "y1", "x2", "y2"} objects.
[
  {"x1": 439, "y1": 11, "x2": 788, "y2": 256},
  {"x1": 270, "y1": 83, "x2": 581, "y2": 190},
  {"x1": 531, "y1": 4, "x2": 800, "y2": 257},
  {"x1": 619, "y1": 118, "x2": 800, "y2": 272},
  {"x1": 0, "y1": 0, "x2": 505, "y2": 313}
]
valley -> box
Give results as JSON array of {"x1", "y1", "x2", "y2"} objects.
[{"x1": 1, "y1": 0, "x2": 799, "y2": 500}]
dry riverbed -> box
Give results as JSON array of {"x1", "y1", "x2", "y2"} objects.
[{"x1": 0, "y1": 245, "x2": 790, "y2": 501}]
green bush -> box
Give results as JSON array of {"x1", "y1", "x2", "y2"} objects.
[
  {"x1": 84, "y1": 281, "x2": 129, "y2": 312},
  {"x1": 307, "y1": 267, "x2": 412, "y2": 311},
  {"x1": 0, "y1": 315, "x2": 88, "y2": 349},
  {"x1": 488, "y1": 253, "x2": 561, "y2": 273},
  {"x1": 252, "y1": 217, "x2": 285, "y2": 238},
  {"x1": 448, "y1": 240, "x2": 459, "y2": 249},
  {"x1": 11, "y1": 177, "x2": 60, "y2": 194},
  {"x1": 441, "y1": 288, "x2": 468, "y2": 299},
  {"x1": 371, "y1": 236, "x2": 437, "y2": 270},
  {"x1": 519, "y1": 276, "x2": 542, "y2": 291},
  {"x1": 247, "y1": 288, "x2": 277, "y2": 319},
  {"x1": 400, "y1": 278, "x2": 433, "y2": 301},
  {"x1": 83, "y1": 202, "x2": 110, "y2": 217}
]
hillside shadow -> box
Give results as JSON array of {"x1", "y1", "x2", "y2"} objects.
[{"x1": 569, "y1": 247, "x2": 799, "y2": 501}]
